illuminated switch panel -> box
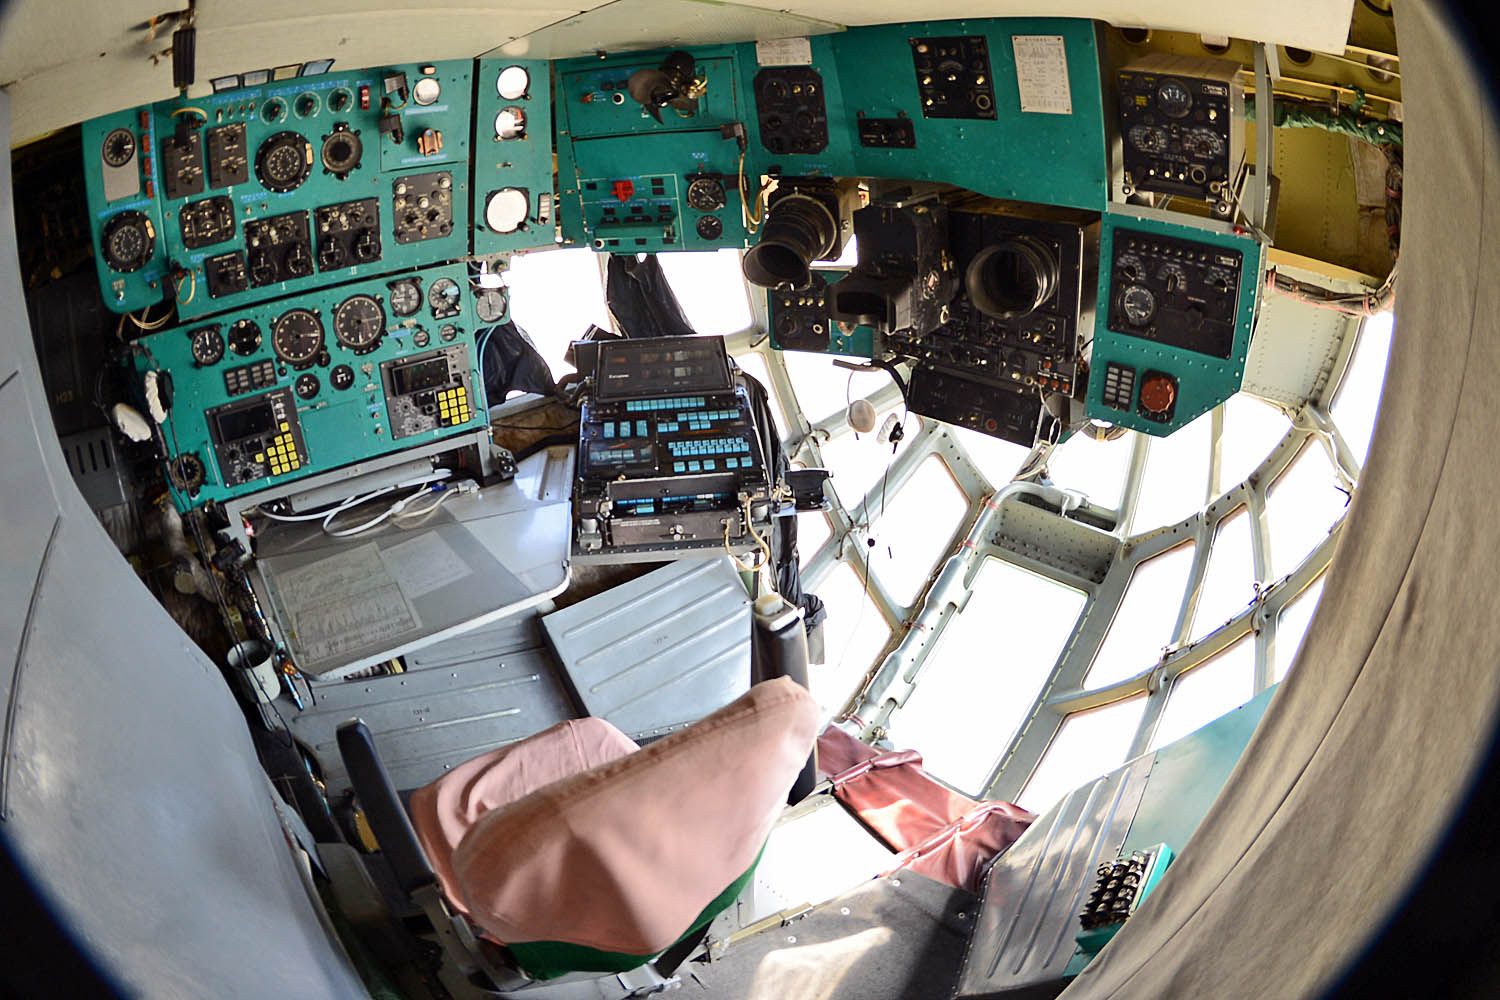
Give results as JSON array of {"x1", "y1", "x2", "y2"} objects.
[
  {"x1": 1100, "y1": 362, "x2": 1136, "y2": 410},
  {"x1": 438, "y1": 385, "x2": 472, "y2": 426},
  {"x1": 258, "y1": 424, "x2": 305, "y2": 477}
]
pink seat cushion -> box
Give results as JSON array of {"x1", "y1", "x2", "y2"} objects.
[
  {"x1": 409, "y1": 717, "x2": 640, "y2": 913},
  {"x1": 450, "y1": 677, "x2": 820, "y2": 955}
]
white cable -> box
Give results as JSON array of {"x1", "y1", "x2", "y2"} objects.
[
  {"x1": 253, "y1": 470, "x2": 452, "y2": 523},
  {"x1": 322, "y1": 484, "x2": 434, "y2": 538}
]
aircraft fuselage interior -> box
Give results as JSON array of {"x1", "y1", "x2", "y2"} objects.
[{"x1": 7, "y1": 1, "x2": 1499, "y2": 998}]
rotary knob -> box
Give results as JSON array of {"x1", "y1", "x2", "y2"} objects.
[{"x1": 1138, "y1": 372, "x2": 1178, "y2": 418}]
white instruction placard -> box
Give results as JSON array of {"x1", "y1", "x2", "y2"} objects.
[
  {"x1": 380, "y1": 532, "x2": 472, "y2": 601},
  {"x1": 277, "y1": 542, "x2": 423, "y2": 663},
  {"x1": 756, "y1": 37, "x2": 813, "y2": 67},
  {"x1": 1012, "y1": 35, "x2": 1073, "y2": 115}
]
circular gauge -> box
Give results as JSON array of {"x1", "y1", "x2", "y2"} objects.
[
  {"x1": 169, "y1": 453, "x2": 205, "y2": 493},
  {"x1": 428, "y1": 277, "x2": 461, "y2": 318},
  {"x1": 413, "y1": 78, "x2": 442, "y2": 106},
  {"x1": 189, "y1": 325, "x2": 225, "y2": 366},
  {"x1": 696, "y1": 215, "x2": 724, "y2": 241},
  {"x1": 228, "y1": 319, "x2": 262, "y2": 356},
  {"x1": 474, "y1": 286, "x2": 508, "y2": 323},
  {"x1": 484, "y1": 188, "x2": 529, "y2": 234},
  {"x1": 439, "y1": 324, "x2": 459, "y2": 343},
  {"x1": 294, "y1": 373, "x2": 320, "y2": 399},
  {"x1": 686, "y1": 176, "x2": 727, "y2": 212},
  {"x1": 1127, "y1": 124, "x2": 1169, "y2": 155},
  {"x1": 255, "y1": 131, "x2": 313, "y2": 192},
  {"x1": 284, "y1": 242, "x2": 313, "y2": 278},
  {"x1": 1156, "y1": 79, "x2": 1193, "y2": 119},
  {"x1": 1181, "y1": 128, "x2": 1226, "y2": 159},
  {"x1": 333, "y1": 294, "x2": 386, "y2": 352},
  {"x1": 294, "y1": 92, "x2": 320, "y2": 119},
  {"x1": 100, "y1": 211, "x2": 155, "y2": 272},
  {"x1": 271, "y1": 308, "x2": 325, "y2": 365},
  {"x1": 1157, "y1": 262, "x2": 1188, "y2": 294},
  {"x1": 413, "y1": 329, "x2": 431, "y2": 348},
  {"x1": 1120, "y1": 285, "x2": 1157, "y2": 326},
  {"x1": 328, "y1": 88, "x2": 353, "y2": 113},
  {"x1": 497, "y1": 65, "x2": 529, "y2": 100},
  {"x1": 389, "y1": 278, "x2": 423, "y2": 317},
  {"x1": 102, "y1": 127, "x2": 136, "y2": 167},
  {"x1": 320, "y1": 124, "x2": 362, "y2": 177},
  {"x1": 494, "y1": 107, "x2": 526, "y2": 140},
  {"x1": 261, "y1": 97, "x2": 287, "y2": 124},
  {"x1": 330, "y1": 364, "x2": 355, "y2": 391}
]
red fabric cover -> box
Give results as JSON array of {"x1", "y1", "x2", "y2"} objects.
[
  {"x1": 409, "y1": 717, "x2": 640, "y2": 914},
  {"x1": 444, "y1": 678, "x2": 819, "y2": 954},
  {"x1": 817, "y1": 725, "x2": 1034, "y2": 893}
]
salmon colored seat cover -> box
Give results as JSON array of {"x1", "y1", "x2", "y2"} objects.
[{"x1": 409, "y1": 677, "x2": 820, "y2": 957}]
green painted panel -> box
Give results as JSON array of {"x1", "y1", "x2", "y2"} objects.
[
  {"x1": 1086, "y1": 207, "x2": 1265, "y2": 436},
  {"x1": 135, "y1": 262, "x2": 491, "y2": 511},
  {"x1": 82, "y1": 109, "x2": 172, "y2": 312},
  {"x1": 767, "y1": 270, "x2": 880, "y2": 358},
  {"x1": 473, "y1": 58, "x2": 558, "y2": 255}
]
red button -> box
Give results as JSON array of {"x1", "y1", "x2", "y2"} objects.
[
  {"x1": 1139, "y1": 373, "x2": 1177, "y2": 414},
  {"x1": 612, "y1": 179, "x2": 636, "y2": 203}
]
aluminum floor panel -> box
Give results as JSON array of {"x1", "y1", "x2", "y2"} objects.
[
  {"x1": 542, "y1": 556, "x2": 752, "y2": 740},
  {"x1": 291, "y1": 622, "x2": 577, "y2": 798}
]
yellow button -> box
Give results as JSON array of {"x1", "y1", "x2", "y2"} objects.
[
  {"x1": 290, "y1": 459, "x2": 300, "y2": 470},
  {"x1": 254, "y1": 452, "x2": 265, "y2": 462},
  {"x1": 280, "y1": 422, "x2": 290, "y2": 431}
]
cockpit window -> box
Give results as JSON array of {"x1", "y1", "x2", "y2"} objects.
[
  {"x1": 1085, "y1": 542, "x2": 1197, "y2": 689},
  {"x1": 1265, "y1": 441, "x2": 1347, "y2": 580},
  {"x1": 1332, "y1": 311, "x2": 1396, "y2": 464},
  {"x1": 1148, "y1": 637, "x2": 1255, "y2": 751},
  {"x1": 1131, "y1": 410, "x2": 1213, "y2": 532},
  {"x1": 505, "y1": 247, "x2": 610, "y2": 378},
  {"x1": 1190, "y1": 507, "x2": 1256, "y2": 641},
  {"x1": 867, "y1": 456, "x2": 968, "y2": 607},
  {"x1": 658, "y1": 249, "x2": 754, "y2": 336},
  {"x1": 1018, "y1": 695, "x2": 1148, "y2": 812}
]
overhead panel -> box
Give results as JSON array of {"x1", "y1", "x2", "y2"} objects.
[{"x1": 474, "y1": 58, "x2": 558, "y2": 255}]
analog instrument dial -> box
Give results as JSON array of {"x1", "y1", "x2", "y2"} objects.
[
  {"x1": 1120, "y1": 285, "x2": 1157, "y2": 326},
  {"x1": 102, "y1": 127, "x2": 136, "y2": 167},
  {"x1": 189, "y1": 325, "x2": 225, "y2": 366},
  {"x1": 428, "y1": 277, "x2": 461, "y2": 319},
  {"x1": 388, "y1": 278, "x2": 422, "y2": 317},
  {"x1": 475, "y1": 286, "x2": 508, "y2": 323},
  {"x1": 1156, "y1": 78, "x2": 1193, "y2": 119},
  {"x1": 255, "y1": 131, "x2": 313, "y2": 192},
  {"x1": 332, "y1": 294, "x2": 386, "y2": 352},
  {"x1": 271, "y1": 308, "x2": 324, "y2": 365},
  {"x1": 228, "y1": 319, "x2": 263, "y2": 356},
  {"x1": 100, "y1": 211, "x2": 155, "y2": 272}
]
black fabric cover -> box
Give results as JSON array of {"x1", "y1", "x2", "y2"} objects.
[
  {"x1": 604, "y1": 254, "x2": 696, "y2": 339},
  {"x1": 478, "y1": 321, "x2": 556, "y2": 402}
]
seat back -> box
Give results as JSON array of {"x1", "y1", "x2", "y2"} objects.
[{"x1": 449, "y1": 677, "x2": 819, "y2": 975}]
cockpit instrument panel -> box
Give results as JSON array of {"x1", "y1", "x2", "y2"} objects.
[
  {"x1": 473, "y1": 59, "x2": 557, "y2": 254},
  {"x1": 137, "y1": 263, "x2": 491, "y2": 510},
  {"x1": 85, "y1": 61, "x2": 474, "y2": 317},
  {"x1": 1086, "y1": 209, "x2": 1264, "y2": 436}
]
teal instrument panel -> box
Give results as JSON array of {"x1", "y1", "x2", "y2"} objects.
[
  {"x1": 87, "y1": 61, "x2": 473, "y2": 318},
  {"x1": 1085, "y1": 208, "x2": 1265, "y2": 436},
  {"x1": 473, "y1": 59, "x2": 557, "y2": 255},
  {"x1": 767, "y1": 271, "x2": 880, "y2": 358},
  {"x1": 137, "y1": 263, "x2": 492, "y2": 511}
]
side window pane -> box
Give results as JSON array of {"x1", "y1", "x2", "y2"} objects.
[
  {"x1": 657, "y1": 249, "x2": 752, "y2": 335},
  {"x1": 1086, "y1": 543, "x2": 1196, "y2": 688},
  {"x1": 505, "y1": 248, "x2": 610, "y2": 379},
  {"x1": 1047, "y1": 429, "x2": 1136, "y2": 510},
  {"x1": 811, "y1": 563, "x2": 890, "y2": 720},
  {"x1": 1265, "y1": 443, "x2": 1347, "y2": 580},
  {"x1": 819, "y1": 413, "x2": 923, "y2": 510},
  {"x1": 797, "y1": 511, "x2": 833, "y2": 569},
  {"x1": 869, "y1": 457, "x2": 968, "y2": 607},
  {"x1": 948, "y1": 426, "x2": 1029, "y2": 487},
  {"x1": 1331, "y1": 311, "x2": 1395, "y2": 464},
  {"x1": 1274, "y1": 576, "x2": 1327, "y2": 681},
  {"x1": 893, "y1": 560, "x2": 1086, "y2": 794},
  {"x1": 1219, "y1": 395, "x2": 1291, "y2": 492},
  {"x1": 1190, "y1": 509, "x2": 1256, "y2": 640},
  {"x1": 782, "y1": 351, "x2": 891, "y2": 426},
  {"x1": 1149, "y1": 639, "x2": 1255, "y2": 750},
  {"x1": 1017, "y1": 696, "x2": 1148, "y2": 813},
  {"x1": 1131, "y1": 411, "x2": 1212, "y2": 532}
]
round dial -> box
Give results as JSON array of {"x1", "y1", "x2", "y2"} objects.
[
  {"x1": 696, "y1": 215, "x2": 724, "y2": 241},
  {"x1": 686, "y1": 176, "x2": 727, "y2": 211},
  {"x1": 428, "y1": 277, "x2": 461, "y2": 318},
  {"x1": 228, "y1": 319, "x2": 262, "y2": 356},
  {"x1": 1115, "y1": 253, "x2": 1145, "y2": 283},
  {"x1": 475, "y1": 286, "x2": 508, "y2": 323},
  {"x1": 169, "y1": 454, "x2": 205, "y2": 493},
  {"x1": 1156, "y1": 79, "x2": 1193, "y2": 119},
  {"x1": 102, "y1": 127, "x2": 136, "y2": 167},
  {"x1": 413, "y1": 329, "x2": 431, "y2": 349},
  {"x1": 100, "y1": 211, "x2": 155, "y2": 273},
  {"x1": 1157, "y1": 262, "x2": 1188, "y2": 294},
  {"x1": 413, "y1": 78, "x2": 442, "y2": 106},
  {"x1": 320, "y1": 124, "x2": 362, "y2": 177},
  {"x1": 293, "y1": 92, "x2": 320, "y2": 119},
  {"x1": 1127, "y1": 124, "x2": 1168, "y2": 155},
  {"x1": 294, "y1": 373, "x2": 321, "y2": 399},
  {"x1": 255, "y1": 131, "x2": 313, "y2": 193},
  {"x1": 1120, "y1": 285, "x2": 1157, "y2": 326},
  {"x1": 497, "y1": 65, "x2": 530, "y2": 100},
  {"x1": 271, "y1": 308, "x2": 325, "y2": 365},
  {"x1": 260, "y1": 98, "x2": 287, "y2": 124},
  {"x1": 190, "y1": 325, "x2": 225, "y2": 366},
  {"x1": 329, "y1": 364, "x2": 355, "y2": 391},
  {"x1": 484, "y1": 188, "x2": 529, "y2": 234},
  {"x1": 333, "y1": 294, "x2": 386, "y2": 352},
  {"x1": 328, "y1": 88, "x2": 353, "y2": 113},
  {"x1": 388, "y1": 278, "x2": 423, "y2": 317},
  {"x1": 1181, "y1": 128, "x2": 1226, "y2": 159},
  {"x1": 439, "y1": 324, "x2": 459, "y2": 343},
  {"x1": 494, "y1": 107, "x2": 526, "y2": 140}
]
